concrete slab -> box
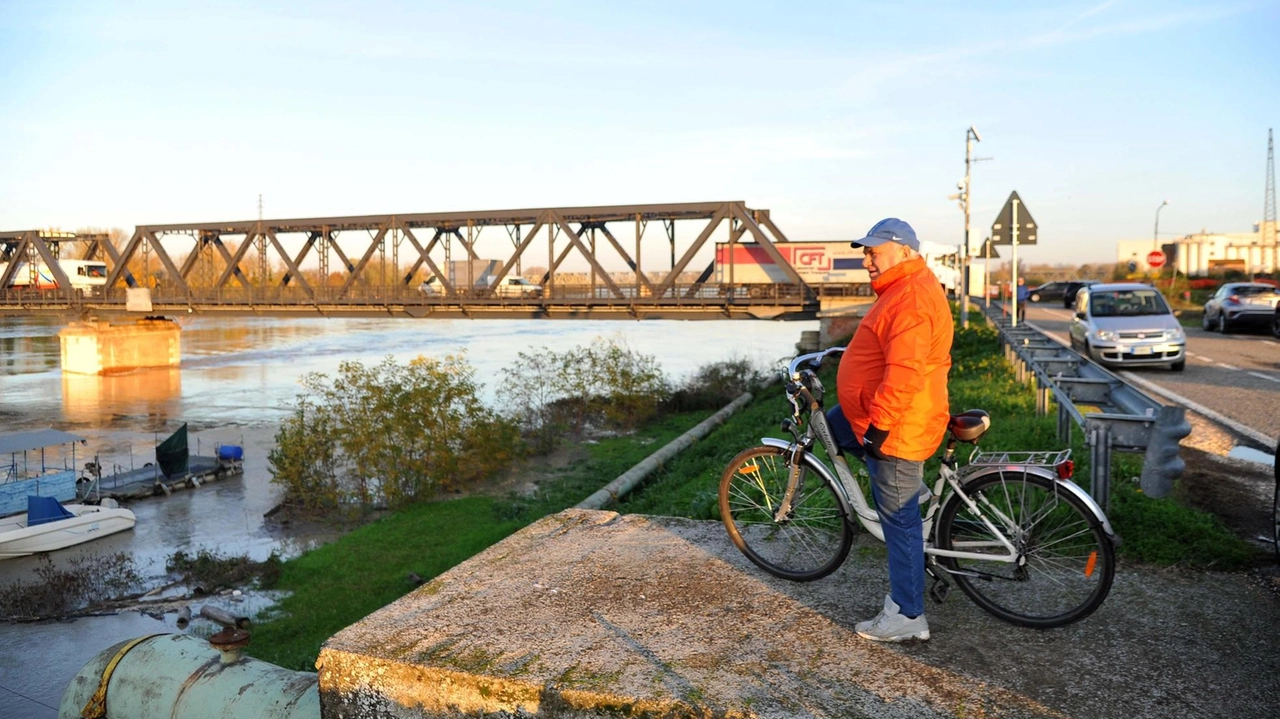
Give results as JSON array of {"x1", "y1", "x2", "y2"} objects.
[{"x1": 318, "y1": 510, "x2": 1064, "y2": 718}]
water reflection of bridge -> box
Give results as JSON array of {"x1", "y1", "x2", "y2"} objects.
[{"x1": 1, "y1": 202, "x2": 860, "y2": 320}]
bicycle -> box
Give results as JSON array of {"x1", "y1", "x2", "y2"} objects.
[{"x1": 719, "y1": 346, "x2": 1120, "y2": 628}]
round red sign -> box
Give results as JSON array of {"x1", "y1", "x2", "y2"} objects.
[{"x1": 1146, "y1": 250, "x2": 1166, "y2": 269}]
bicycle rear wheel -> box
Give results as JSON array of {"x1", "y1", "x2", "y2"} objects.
[
  {"x1": 936, "y1": 471, "x2": 1115, "y2": 628},
  {"x1": 719, "y1": 445, "x2": 852, "y2": 582}
]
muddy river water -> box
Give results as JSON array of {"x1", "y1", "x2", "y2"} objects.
[{"x1": 0, "y1": 313, "x2": 814, "y2": 718}]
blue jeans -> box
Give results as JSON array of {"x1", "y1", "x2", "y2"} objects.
[{"x1": 826, "y1": 406, "x2": 927, "y2": 618}]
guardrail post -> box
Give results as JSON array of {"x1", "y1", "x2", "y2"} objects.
[
  {"x1": 1036, "y1": 381, "x2": 1052, "y2": 417},
  {"x1": 1056, "y1": 400, "x2": 1071, "y2": 444},
  {"x1": 1086, "y1": 421, "x2": 1113, "y2": 511},
  {"x1": 1138, "y1": 405, "x2": 1192, "y2": 498}
]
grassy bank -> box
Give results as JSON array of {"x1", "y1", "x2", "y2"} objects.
[
  {"x1": 248, "y1": 410, "x2": 714, "y2": 669},
  {"x1": 247, "y1": 314, "x2": 1260, "y2": 670}
]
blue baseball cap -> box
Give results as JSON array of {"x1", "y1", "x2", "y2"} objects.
[{"x1": 851, "y1": 218, "x2": 920, "y2": 252}]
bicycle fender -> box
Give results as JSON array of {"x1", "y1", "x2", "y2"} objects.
[
  {"x1": 759, "y1": 437, "x2": 855, "y2": 519},
  {"x1": 957, "y1": 465, "x2": 1120, "y2": 544}
]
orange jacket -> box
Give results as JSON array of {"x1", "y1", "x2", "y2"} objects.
[{"x1": 836, "y1": 256, "x2": 953, "y2": 461}]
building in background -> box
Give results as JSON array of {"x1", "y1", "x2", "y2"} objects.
[{"x1": 1117, "y1": 220, "x2": 1279, "y2": 275}]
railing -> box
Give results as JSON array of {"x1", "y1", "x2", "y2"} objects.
[
  {"x1": 982, "y1": 302, "x2": 1191, "y2": 510},
  {"x1": 0, "y1": 281, "x2": 847, "y2": 318}
]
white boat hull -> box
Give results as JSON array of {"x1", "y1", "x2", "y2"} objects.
[{"x1": 0, "y1": 504, "x2": 137, "y2": 560}]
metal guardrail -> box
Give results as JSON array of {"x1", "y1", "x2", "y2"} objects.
[{"x1": 982, "y1": 303, "x2": 1190, "y2": 510}]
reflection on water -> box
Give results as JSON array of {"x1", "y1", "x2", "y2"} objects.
[
  {"x1": 0, "y1": 319, "x2": 61, "y2": 375},
  {"x1": 61, "y1": 368, "x2": 183, "y2": 424},
  {"x1": 0, "y1": 313, "x2": 816, "y2": 718}
]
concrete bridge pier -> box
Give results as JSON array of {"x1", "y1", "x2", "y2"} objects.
[
  {"x1": 58, "y1": 318, "x2": 181, "y2": 375},
  {"x1": 815, "y1": 298, "x2": 872, "y2": 348}
]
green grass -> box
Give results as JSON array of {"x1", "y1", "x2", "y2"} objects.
[
  {"x1": 618, "y1": 313, "x2": 1260, "y2": 572},
  {"x1": 247, "y1": 311, "x2": 1262, "y2": 670},
  {"x1": 248, "y1": 496, "x2": 524, "y2": 669}
]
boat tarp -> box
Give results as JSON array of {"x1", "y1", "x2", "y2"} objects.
[
  {"x1": 156, "y1": 423, "x2": 189, "y2": 478},
  {"x1": 27, "y1": 495, "x2": 75, "y2": 527},
  {"x1": 1, "y1": 471, "x2": 78, "y2": 517},
  {"x1": 0, "y1": 429, "x2": 87, "y2": 456}
]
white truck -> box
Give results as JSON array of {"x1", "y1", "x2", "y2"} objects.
[
  {"x1": 0, "y1": 259, "x2": 109, "y2": 295},
  {"x1": 418, "y1": 260, "x2": 543, "y2": 298}
]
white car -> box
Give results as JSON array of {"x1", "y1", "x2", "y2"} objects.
[
  {"x1": 1069, "y1": 283, "x2": 1186, "y2": 371},
  {"x1": 489, "y1": 277, "x2": 543, "y2": 299}
]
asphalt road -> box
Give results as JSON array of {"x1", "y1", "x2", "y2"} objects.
[{"x1": 1024, "y1": 303, "x2": 1280, "y2": 447}]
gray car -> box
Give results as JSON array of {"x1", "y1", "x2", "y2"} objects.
[
  {"x1": 1069, "y1": 283, "x2": 1186, "y2": 371},
  {"x1": 1201, "y1": 282, "x2": 1280, "y2": 333}
]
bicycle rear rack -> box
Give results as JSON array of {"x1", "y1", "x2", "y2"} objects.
[{"x1": 968, "y1": 448, "x2": 1071, "y2": 469}]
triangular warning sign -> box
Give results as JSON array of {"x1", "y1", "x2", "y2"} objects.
[
  {"x1": 977, "y1": 237, "x2": 1001, "y2": 258},
  {"x1": 990, "y1": 191, "x2": 1037, "y2": 245}
]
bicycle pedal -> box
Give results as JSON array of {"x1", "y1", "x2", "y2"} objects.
[{"x1": 929, "y1": 579, "x2": 951, "y2": 603}]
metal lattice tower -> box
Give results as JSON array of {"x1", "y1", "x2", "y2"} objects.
[{"x1": 1264, "y1": 128, "x2": 1277, "y2": 251}]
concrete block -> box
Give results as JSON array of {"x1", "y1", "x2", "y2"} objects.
[{"x1": 317, "y1": 509, "x2": 1058, "y2": 718}]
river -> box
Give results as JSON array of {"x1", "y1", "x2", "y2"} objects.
[{"x1": 0, "y1": 313, "x2": 815, "y2": 718}]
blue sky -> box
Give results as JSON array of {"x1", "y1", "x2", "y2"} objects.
[{"x1": 2, "y1": 0, "x2": 1277, "y2": 265}]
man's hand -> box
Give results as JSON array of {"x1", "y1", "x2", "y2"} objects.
[{"x1": 862, "y1": 425, "x2": 890, "y2": 461}]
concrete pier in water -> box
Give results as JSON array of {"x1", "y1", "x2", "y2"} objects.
[{"x1": 58, "y1": 318, "x2": 181, "y2": 375}]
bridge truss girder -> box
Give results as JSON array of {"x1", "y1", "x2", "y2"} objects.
[{"x1": 98, "y1": 201, "x2": 811, "y2": 304}]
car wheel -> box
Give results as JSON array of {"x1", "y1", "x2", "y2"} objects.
[
  {"x1": 1170, "y1": 359, "x2": 1186, "y2": 372},
  {"x1": 1217, "y1": 314, "x2": 1230, "y2": 334}
]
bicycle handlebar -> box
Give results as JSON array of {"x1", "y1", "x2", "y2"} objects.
[{"x1": 787, "y1": 346, "x2": 846, "y2": 379}]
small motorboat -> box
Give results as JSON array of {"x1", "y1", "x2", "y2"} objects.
[{"x1": 0, "y1": 495, "x2": 136, "y2": 560}]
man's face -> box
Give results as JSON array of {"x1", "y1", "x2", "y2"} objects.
[{"x1": 861, "y1": 242, "x2": 911, "y2": 280}]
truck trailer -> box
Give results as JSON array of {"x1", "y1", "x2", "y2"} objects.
[{"x1": 714, "y1": 240, "x2": 965, "y2": 295}]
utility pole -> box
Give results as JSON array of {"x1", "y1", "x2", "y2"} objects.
[
  {"x1": 1264, "y1": 128, "x2": 1277, "y2": 271},
  {"x1": 952, "y1": 126, "x2": 985, "y2": 328}
]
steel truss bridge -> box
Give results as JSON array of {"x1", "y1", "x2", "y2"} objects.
[{"x1": 0, "y1": 202, "x2": 854, "y2": 320}]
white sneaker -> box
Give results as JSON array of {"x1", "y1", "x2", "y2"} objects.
[{"x1": 856, "y1": 594, "x2": 930, "y2": 642}]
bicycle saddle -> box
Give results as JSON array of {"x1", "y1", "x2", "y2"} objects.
[{"x1": 948, "y1": 409, "x2": 991, "y2": 443}]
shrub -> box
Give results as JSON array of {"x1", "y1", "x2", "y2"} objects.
[
  {"x1": 0, "y1": 552, "x2": 141, "y2": 618},
  {"x1": 663, "y1": 356, "x2": 771, "y2": 412},
  {"x1": 269, "y1": 355, "x2": 522, "y2": 511},
  {"x1": 502, "y1": 337, "x2": 670, "y2": 450}
]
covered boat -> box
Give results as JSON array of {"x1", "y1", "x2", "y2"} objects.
[{"x1": 0, "y1": 495, "x2": 136, "y2": 560}]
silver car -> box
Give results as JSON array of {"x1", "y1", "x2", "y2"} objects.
[
  {"x1": 1069, "y1": 283, "x2": 1186, "y2": 371},
  {"x1": 1201, "y1": 282, "x2": 1280, "y2": 333}
]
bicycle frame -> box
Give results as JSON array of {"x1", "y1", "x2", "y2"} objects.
[{"x1": 769, "y1": 348, "x2": 1116, "y2": 568}]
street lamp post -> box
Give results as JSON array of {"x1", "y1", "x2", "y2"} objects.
[
  {"x1": 1153, "y1": 200, "x2": 1169, "y2": 251},
  {"x1": 1153, "y1": 199, "x2": 1169, "y2": 279}
]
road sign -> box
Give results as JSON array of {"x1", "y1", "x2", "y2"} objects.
[
  {"x1": 990, "y1": 191, "x2": 1037, "y2": 245},
  {"x1": 977, "y1": 237, "x2": 1001, "y2": 258},
  {"x1": 1146, "y1": 250, "x2": 1167, "y2": 269}
]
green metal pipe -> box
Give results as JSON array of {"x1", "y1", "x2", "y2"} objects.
[{"x1": 59, "y1": 633, "x2": 318, "y2": 719}]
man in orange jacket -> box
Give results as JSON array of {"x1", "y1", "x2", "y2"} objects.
[{"x1": 827, "y1": 217, "x2": 953, "y2": 642}]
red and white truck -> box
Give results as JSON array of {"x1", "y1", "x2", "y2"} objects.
[{"x1": 713, "y1": 240, "x2": 969, "y2": 295}]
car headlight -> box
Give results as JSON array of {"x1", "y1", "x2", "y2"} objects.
[
  {"x1": 1094, "y1": 329, "x2": 1118, "y2": 342},
  {"x1": 1169, "y1": 327, "x2": 1185, "y2": 341}
]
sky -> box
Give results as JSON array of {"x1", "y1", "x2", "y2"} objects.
[{"x1": 2, "y1": 0, "x2": 1278, "y2": 266}]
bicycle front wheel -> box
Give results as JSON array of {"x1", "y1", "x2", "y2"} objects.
[
  {"x1": 719, "y1": 445, "x2": 852, "y2": 582},
  {"x1": 936, "y1": 472, "x2": 1115, "y2": 628}
]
